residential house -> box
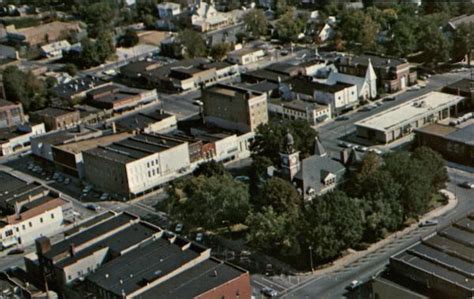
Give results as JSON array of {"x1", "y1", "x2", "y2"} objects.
[{"x1": 191, "y1": 0, "x2": 232, "y2": 32}]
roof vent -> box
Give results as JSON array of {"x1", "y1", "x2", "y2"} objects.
[
  {"x1": 119, "y1": 279, "x2": 123, "y2": 285},
  {"x1": 105, "y1": 274, "x2": 109, "y2": 278}
]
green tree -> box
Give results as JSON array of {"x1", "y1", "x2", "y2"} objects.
[
  {"x1": 79, "y1": 37, "x2": 101, "y2": 68},
  {"x1": 95, "y1": 31, "x2": 116, "y2": 62},
  {"x1": 411, "y1": 146, "x2": 448, "y2": 190},
  {"x1": 338, "y1": 9, "x2": 380, "y2": 52},
  {"x1": 301, "y1": 191, "x2": 364, "y2": 263},
  {"x1": 256, "y1": 177, "x2": 302, "y2": 215},
  {"x1": 63, "y1": 63, "x2": 78, "y2": 76},
  {"x1": 209, "y1": 43, "x2": 231, "y2": 61},
  {"x1": 243, "y1": 9, "x2": 268, "y2": 38},
  {"x1": 250, "y1": 119, "x2": 317, "y2": 164},
  {"x1": 274, "y1": 8, "x2": 306, "y2": 43},
  {"x1": 81, "y1": 2, "x2": 116, "y2": 37},
  {"x1": 387, "y1": 15, "x2": 418, "y2": 57},
  {"x1": 2, "y1": 66, "x2": 48, "y2": 111},
  {"x1": 452, "y1": 22, "x2": 474, "y2": 64},
  {"x1": 168, "y1": 174, "x2": 250, "y2": 229},
  {"x1": 246, "y1": 206, "x2": 301, "y2": 257},
  {"x1": 177, "y1": 29, "x2": 207, "y2": 58},
  {"x1": 418, "y1": 18, "x2": 452, "y2": 65},
  {"x1": 193, "y1": 160, "x2": 228, "y2": 177},
  {"x1": 119, "y1": 29, "x2": 139, "y2": 48}
]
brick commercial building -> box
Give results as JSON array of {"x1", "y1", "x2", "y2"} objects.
[
  {"x1": 31, "y1": 107, "x2": 81, "y2": 131},
  {"x1": 25, "y1": 212, "x2": 251, "y2": 299},
  {"x1": 0, "y1": 100, "x2": 26, "y2": 128},
  {"x1": 203, "y1": 84, "x2": 268, "y2": 133},
  {"x1": 414, "y1": 120, "x2": 474, "y2": 167},
  {"x1": 373, "y1": 213, "x2": 474, "y2": 299},
  {"x1": 336, "y1": 54, "x2": 417, "y2": 93},
  {"x1": 85, "y1": 84, "x2": 158, "y2": 111},
  {"x1": 355, "y1": 92, "x2": 465, "y2": 144}
]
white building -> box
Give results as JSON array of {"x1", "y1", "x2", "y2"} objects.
[
  {"x1": 227, "y1": 48, "x2": 265, "y2": 65},
  {"x1": 314, "y1": 82, "x2": 359, "y2": 115},
  {"x1": 0, "y1": 196, "x2": 71, "y2": 248},
  {"x1": 0, "y1": 123, "x2": 46, "y2": 156},
  {"x1": 83, "y1": 134, "x2": 192, "y2": 195},
  {"x1": 268, "y1": 99, "x2": 332, "y2": 125},
  {"x1": 327, "y1": 59, "x2": 378, "y2": 100},
  {"x1": 355, "y1": 92, "x2": 465, "y2": 144}
]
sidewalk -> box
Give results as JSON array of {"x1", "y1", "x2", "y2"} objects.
[{"x1": 297, "y1": 189, "x2": 458, "y2": 277}]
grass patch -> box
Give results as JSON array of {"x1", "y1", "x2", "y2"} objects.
[{"x1": 2, "y1": 17, "x2": 41, "y2": 29}]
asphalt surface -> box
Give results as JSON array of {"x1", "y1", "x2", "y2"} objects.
[{"x1": 279, "y1": 167, "x2": 473, "y2": 299}]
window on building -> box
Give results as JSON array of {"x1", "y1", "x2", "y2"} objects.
[
  {"x1": 29, "y1": 222, "x2": 32, "y2": 227},
  {"x1": 148, "y1": 171, "x2": 151, "y2": 178},
  {"x1": 15, "y1": 227, "x2": 19, "y2": 233},
  {"x1": 68, "y1": 275, "x2": 72, "y2": 280},
  {"x1": 40, "y1": 217, "x2": 43, "y2": 223},
  {"x1": 22, "y1": 225, "x2": 26, "y2": 230},
  {"x1": 5, "y1": 230, "x2": 13, "y2": 237},
  {"x1": 51, "y1": 213, "x2": 54, "y2": 219}
]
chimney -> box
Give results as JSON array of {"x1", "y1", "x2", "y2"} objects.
[
  {"x1": 35, "y1": 237, "x2": 51, "y2": 257},
  {"x1": 340, "y1": 149, "x2": 349, "y2": 165},
  {"x1": 111, "y1": 122, "x2": 116, "y2": 134},
  {"x1": 14, "y1": 201, "x2": 21, "y2": 220},
  {"x1": 69, "y1": 243, "x2": 76, "y2": 257}
]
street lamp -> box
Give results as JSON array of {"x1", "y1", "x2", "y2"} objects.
[{"x1": 308, "y1": 245, "x2": 314, "y2": 273}]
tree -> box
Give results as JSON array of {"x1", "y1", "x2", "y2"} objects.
[
  {"x1": 418, "y1": 18, "x2": 452, "y2": 65},
  {"x1": 193, "y1": 160, "x2": 228, "y2": 177},
  {"x1": 256, "y1": 177, "x2": 302, "y2": 215},
  {"x1": 177, "y1": 29, "x2": 207, "y2": 58},
  {"x1": 119, "y1": 29, "x2": 139, "y2": 48},
  {"x1": 274, "y1": 8, "x2": 306, "y2": 43},
  {"x1": 387, "y1": 15, "x2": 418, "y2": 57},
  {"x1": 63, "y1": 63, "x2": 78, "y2": 76},
  {"x1": 246, "y1": 206, "x2": 301, "y2": 257},
  {"x1": 209, "y1": 43, "x2": 231, "y2": 61},
  {"x1": 168, "y1": 174, "x2": 250, "y2": 229},
  {"x1": 243, "y1": 9, "x2": 268, "y2": 38},
  {"x1": 250, "y1": 119, "x2": 317, "y2": 164},
  {"x1": 301, "y1": 191, "x2": 364, "y2": 263},
  {"x1": 452, "y1": 22, "x2": 474, "y2": 64},
  {"x1": 2, "y1": 66, "x2": 48, "y2": 112},
  {"x1": 338, "y1": 9, "x2": 380, "y2": 52},
  {"x1": 81, "y1": 2, "x2": 116, "y2": 37},
  {"x1": 79, "y1": 37, "x2": 101, "y2": 68},
  {"x1": 95, "y1": 31, "x2": 116, "y2": 62},
  {"x1": 411, "y1": 146, "x2": 448, "y2": 190}
]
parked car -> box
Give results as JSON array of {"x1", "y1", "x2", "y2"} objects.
[
  {"x1": 356, "y1": 146, "x2": 369, "y2": 152},
  {"x1": 369, "y1": 148, "x2": 383, "y2": 155},
  {"x1": 419, "y1": 219, "x2": 438, "y2": 227},
  {"x1": 195, "y1": 233, "x2": 203, "y2": 242},
  {"x1": 336, "y1": 115, "x2": 350, "y2": 121},
  {"x1": 86, "y1": 204, "x2": 101, "y2": 212},
  {"x1": 7, "y1": 248, "x2": 24, "y2": 255},
  {"x1": 347, "y1": 280, "x2": 362, "y2": 290},
  {"x1": 100, "y1": 193, "x2": 109, "y2": 201},
  {"x1": 175, "y1": 223, "x2": 183, "y2": 233},
  {"x1": 460, "y1": 181, "x2": 474, "y2": 189},
  {"x1": 64, "y1": 178, "x2": 70, "y2": 185},
  {"x1": 261, "y1": 287, "x2": 278, "y2": 297},
  {"x1": 338, "y1": 141, "x2": 352, "y2": 148},
  {"x1": 383, "y1": 96, "x2": 396, "y2": 102}
]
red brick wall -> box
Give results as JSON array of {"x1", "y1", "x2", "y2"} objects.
[{"x1": 196, "y1": 272, "x2": 252, "y2": 299}]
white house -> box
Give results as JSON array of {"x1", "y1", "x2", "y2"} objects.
[
  {"x1": 191, "y1": 0, "x2": 231, "y2": 32},
  {"x1": 157, "y1": 2, "x2": 181, "y2": 19},
  {"x1": 40, "y1": 40, "x2": 71, "y2": 59}
]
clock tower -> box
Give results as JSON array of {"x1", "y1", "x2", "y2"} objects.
[{"x1": 280, "y1": 132, "x2": 300, "y2": 181}]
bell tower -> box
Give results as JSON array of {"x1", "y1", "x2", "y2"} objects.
[{"x1": 280, "y1": 131, "x2": 300, "y2": 181}]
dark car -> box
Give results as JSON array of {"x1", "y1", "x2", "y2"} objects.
[
  {"x1": 261, "y1": 287, "x2": 278, "y2": 297},
  {"x1": 8, "y1": 248, "x2": 24, "y2": 255}
]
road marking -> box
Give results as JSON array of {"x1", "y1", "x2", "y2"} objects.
[{"x1": 261, "y1": 276, "x2": 287, "y2": 290}]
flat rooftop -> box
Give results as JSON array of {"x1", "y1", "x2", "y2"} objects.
[
  {"x1": 139, "y1": 258, "x2": 246, "y2": 299},
  {"x1": 115, "y1": 110, "x2": 174, "y2": 132},
  {"x1": 33, "y1": 107, "x2": 77, "y2": 118},
  {"x1": 44, "y1": 212, "x2": 138, "y2": 260},
  {"x1": 52, "y1": 76, "x2": 109, "y2": 98},
  {"x1": 206, "y1": 84, "x2": 262, "y2": 99},
  {"x1": 391, "y1": 215, "x2": 474, "y2": 292},
  {"x1": 85, "y1": 133, "x2": 186, "y2": 164},
  {"x1": 356, "y1": 92, "x2": 464, "y2": 132},
  {"x1": 86, "y1": 236, "x2": 208, "y2": 297},
  {"x1": 415, "y1": 120, "x2": 474, "y2": 145},
  {"x1": 0, "y1": 171, "x2": 26, "y2": 195},
  {"x1": 55, "y1": 133, "x2": 131, "y2": 154}
]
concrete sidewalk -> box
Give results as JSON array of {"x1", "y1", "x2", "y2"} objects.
[{"x1": 298, "y1": 189, "x2": 458, "y2": 278}]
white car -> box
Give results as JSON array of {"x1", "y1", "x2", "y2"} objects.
[
  {"x1": 419, "y1": 219, "x2": 438, "y2": 227},
  {"x1": 175, "y1": 223, "x2": 183, "y2": 233},
  {"x1": 460, "y1": 181, "x2": 474, "y2": 189},
  {"x1": 195, "y1": 233, "x2": 203, "y2": 242},
  {"x1": 347, "y1": 280, "x2": 362, "y2": 290},
  {"x1": 369, "y1": 148, "x2": 383, "y2": 155},
  {"x1": 100, "y1": 193, "x2": 109, "y2": 201}
]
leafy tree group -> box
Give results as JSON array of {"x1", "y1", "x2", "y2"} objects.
[
  {"x1": 250, "y1": 119, "x2": 318, "y2": 164},
  {"x1": 65, "y1": 32, "x2": 116, "y2": 69},
  {"x1": 243, "y1": 9, "x2": 269, "y2": 39},
  {"x1": 2, "y1": 66, "x2": 50, "y2": 111}
]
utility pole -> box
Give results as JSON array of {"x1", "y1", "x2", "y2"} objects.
[{"x1": 308, "y1": 245, "x2": 314, "y2": 273}]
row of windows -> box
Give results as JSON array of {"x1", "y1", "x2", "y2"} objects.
[{"x1": 146, "y1": 159, "x2": 159, "y2": 168}]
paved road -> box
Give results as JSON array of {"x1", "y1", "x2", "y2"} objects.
[
  {"x1": 279, "y1": 167, "x2": 473, "y2": 299},
  {"x1": 317, "y1": 69, "x2": 473, "y2": 158}
]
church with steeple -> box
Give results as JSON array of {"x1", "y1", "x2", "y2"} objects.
[{"x1": 279, "y1": 133, "x2": 346, "y2": 199}]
